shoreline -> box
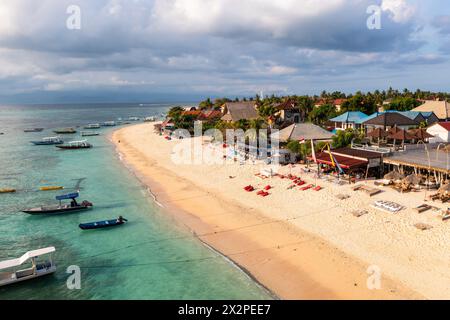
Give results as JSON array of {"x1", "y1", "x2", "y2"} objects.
[
  {"x1": 113, "y1": 143, "x2": 278, "y2": 299},
  {"x1": 111, "y1": 123, "x2": 424, "y2": 300}
]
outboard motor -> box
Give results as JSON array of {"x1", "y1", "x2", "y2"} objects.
[{"x1": 81, "y1": 200, "x2": 93, "y2": 207}]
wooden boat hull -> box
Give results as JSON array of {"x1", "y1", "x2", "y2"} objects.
[
  {"x1": 31, "y1": 141, "x2": 63, "y2": 145},
  {"x1": 0, "y1": 188, "x2": 16, "y2": 194},
  {"x1": 79, "y1": 219, "x2": 125, "y2": 230},
  {"x1": 24, "y1": 129, "x2": 44, "y2": 133},
  {"x1": 56, "y1": 145, "x2": 92, "y2": 149},
  {"x1": 23, "y1": 206, "x2": 91, "y2": 215},
  {"x1": 39, "y1": 186, "x2": 64, "y2": 191}
]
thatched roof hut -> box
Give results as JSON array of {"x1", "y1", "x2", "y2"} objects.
[{"x1": 384, "y1": 171, "x2": 404, "y2": 181}]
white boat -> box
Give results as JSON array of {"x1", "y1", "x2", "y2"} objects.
[
  {"x1": 31, "y1": 136, "x2": 64, "y2": 145},
  {"x1": 84, "y1": 123, "x2": 101, "y2": 129},
  {"x1": 81, "y1": 131, "x2": 100, "y2": 137},
  {"x1": 102, "y1": 121, "x2": 116, "y2": 127},
  {"x1": 128, "y1": 117, "x2": 140, "y2": 121},
  {"x1": 0, "y1": 247, "x2": 56, "y2": 287},
  {"x1": 144, "y1": 116, "x2": 156, "y2": 122},
  {"x1": 56, "y1": 140, "x2": 93, "y2": 149}
]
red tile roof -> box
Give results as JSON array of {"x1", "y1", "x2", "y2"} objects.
[{"x1": 438, "y1": 122, "x2": 450, "y2": 131}]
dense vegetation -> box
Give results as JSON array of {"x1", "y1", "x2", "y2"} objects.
[{"x1": 164, "y1": 88, "x2": 449, "y2": 150}]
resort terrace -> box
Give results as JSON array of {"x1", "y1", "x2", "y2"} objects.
[{"x1": 383, "y1": 144, "x2": 450, "y2": 175}]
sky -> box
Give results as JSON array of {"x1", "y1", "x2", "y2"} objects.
[{"x1": 0, "y1": 0, "x2": 449, "y2": 103}]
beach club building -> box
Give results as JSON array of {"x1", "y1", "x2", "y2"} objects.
[
  {"x1": 426, "y1": 122, "x2": 450, "y2": 143},
  {"x1": 309, "y1": 147, "x2": 384, "y2": 177},
  {"x1": 220, "y1": 101, "x2": 259, "y2": 122},
  {"x1": 329, "y1": 111, "x2": 369, "y2": 131},
  {"x1": 362, "y1": 112, "x2": 419, "y2": 132}
]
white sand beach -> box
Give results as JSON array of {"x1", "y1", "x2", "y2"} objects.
[{"x1": 112, "y1": 123, "x2": 450, "y2": 300}]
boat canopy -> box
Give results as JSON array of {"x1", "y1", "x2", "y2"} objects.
[
  {"x1": 56, "y1": 192, "x2": 79, "y2": 200},
  {"x1": 0, "y1": 247, "x2": 55, "y2": 270}
]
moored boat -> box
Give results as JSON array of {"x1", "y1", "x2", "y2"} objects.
[
  {"x1": 0, "y1": 247, "x2": 56, "y2": 287},
  {"x1": 24, "y1": 128, "x2": 44, "y2": 133},
  {"x1": 79, "y1": 216, "x2": 128, "y2": 230},
  {"x1": 53, "y1": 128, "x2": 76, "y2": 134},
  {"x1": 0, "y1": 188, "x2": 16, "y2": 194},
  {"x1": 102, "y1": 121, "x2": 116, "y2": 127},
  {"x1": 81, "y1": 131, "x2": 100, "y2": 137},
  {"x1": 30, "y1": 136, "x2": 64, "y2": 145},
  {"x1": 83, "y1": 123, "x2": 101, "y2": 129},
  {"x1": 39, "y1": 186, "x2": 64, "y2": 191},
  {"x1": 22, "y1": 192, "x2": 93, "y2": 215},
  {"x1": 144, "y1": 116, "x2": 156, "y2": 122},
  {"x1": 56, "y1": 140, "x2": 92, "y2": 149}
]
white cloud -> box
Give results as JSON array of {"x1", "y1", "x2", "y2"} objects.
[{"x1": 382, "y1": 0, "x2": 416, "y2": 23}]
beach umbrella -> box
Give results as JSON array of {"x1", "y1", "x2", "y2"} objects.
[
  {"x1": 408, "y1": 128, "x2": 434, "y2": 141},
  {"x1": 438, "y1": 183, "x2": 450, "y2": 195},
  {"x1": 388, "y1": 129, "x2": 416, "y2": 147},
  {"x1": 366, "y1": 128, "x2": 388, "y2": 146},
  {"x1": 402, "y1": 174, "x2": 422, "y2": 185},
  {"x1": 384, "y1": 171, "x2": 404, "y2": 181},
  {"x1": 387, "y1": 126, "x2": 403, "y2": 135},
  {"x1": 367, "y1": 128, "x2": 388, "y2": 139}
]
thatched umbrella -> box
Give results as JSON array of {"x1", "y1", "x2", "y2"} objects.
[
  {"x1": 408, "y1": 128, "x2": 434, "y2": 141},
  {"x1": 388, "y1": 126, "x2": 403, "y2": 135},
  {"x1": 438, "y1": 183, "x2": 450, "y2": 195},
  {"x1": 366, "y1": 128, "x2": 388, "y2": 145},
  {"x1": 402, "y1": 174, "x2": 422, "y2": 185},
  {"x1": 388, "y1": 129, "x2": 416, "y2": 147},
  {"x1": 384, "y1": 171, "x2": 404, "y2": 181}
]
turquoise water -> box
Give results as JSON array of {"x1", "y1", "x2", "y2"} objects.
[{"x1": 0, "y1": 104, "x2": 271, "y2": 300}]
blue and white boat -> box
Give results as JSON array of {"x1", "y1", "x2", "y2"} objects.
[
  {"x1": 0, "y1": 247, "x2": 56, "y2": 287},
  {"x1": 84, "y1": 123, "x2": 101, "y2": 129},
  {"x1": 79, "y1": 216, "x2": 128, "y2": 230},
  {"x1": 30, "y1": 136, "x2": 64, "y2": 145}
]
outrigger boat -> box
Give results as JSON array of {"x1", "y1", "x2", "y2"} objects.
[
  {"x1": 84, "y1": 123, "x2": 101, "y2": 129},
  {"x1": 144, "y1": 116, "x2": 156, "y2": 122},
  {"x1": 22, "y1": 192, "x2": 93, "y2": 215},
  {"x1": 81, "y1": 131, "x2": 100, "y2": 137},
  {"x1": 24, "y1": 128, "x2": 44, "y2": 133},
  {"x1": 79, "y1": 216, "x2": 128, "y2": 230},
  {"x1": 56, "y1": 140, "x2": 92, "y2": 149},
  {"x1": 0, "y1": 247, "x2": 56, "y2": 287},
  {"x1": 53, "y1": 128, "x2": 76, "y2": 134},
  {"x1": 30, "y1": 136, "x2": 64, "y2": 145}
]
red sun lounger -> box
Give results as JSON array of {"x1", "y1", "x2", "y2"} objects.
[
  {"x1": 300, "y1": 184, "x2": 314, "y2": 191},
  {"x1": 313, "y1": 186, "x2": 322, "y2": 191}
]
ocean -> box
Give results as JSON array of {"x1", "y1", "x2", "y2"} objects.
[{"x1": 0, "y1": 103, "x2": 271, "y2": 300}]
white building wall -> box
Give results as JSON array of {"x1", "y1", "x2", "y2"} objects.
[{"x1": 427, "y1": 125, "x2": 450, "y2": 143}]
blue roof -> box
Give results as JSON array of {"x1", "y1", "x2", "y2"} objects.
[
  {"x1": 371, "y1": 110, "x2": 435, "y2": 120},
  {"x1": 329, "y1": 111, "x2": 370, "y2": 124}
]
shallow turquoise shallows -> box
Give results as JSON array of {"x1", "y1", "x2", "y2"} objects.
[{"x1": 0, "y1": 103, "x2": 271, "y2": 300}]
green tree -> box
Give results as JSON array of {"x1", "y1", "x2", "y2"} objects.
[
  {"x1": 308, "y1": 104, "x2": 337, "y2": 125},
  {"x1": 199, "y1": 98, "x2": 213, "y2": 110},
  {"x1": 385, "y1": 97, "x2": 420, "y2": 111},
  {"x1": 332, "y1": 129, "x2": 361, "y2": 149},
  {"x1": 340, "y1": 94, "x2": 377, "y2": 114},
  {"x1": 167, "y1": 106, "x2": 184, "y2": 119}
]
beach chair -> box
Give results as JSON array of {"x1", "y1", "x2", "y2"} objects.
[
  {"x1": 313, "y1": 186, "x2": 322, "y2": 191},
  {"x1": 264, "y1": 185, "x2": 272, "y2": 191},
  {"x1": 300, "y1": 184, "x2": 314, "y2": 191}
]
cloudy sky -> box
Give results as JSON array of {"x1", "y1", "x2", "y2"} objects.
[{"x1": 0, "y1": 0, "x2": 449, "y2": 103}]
